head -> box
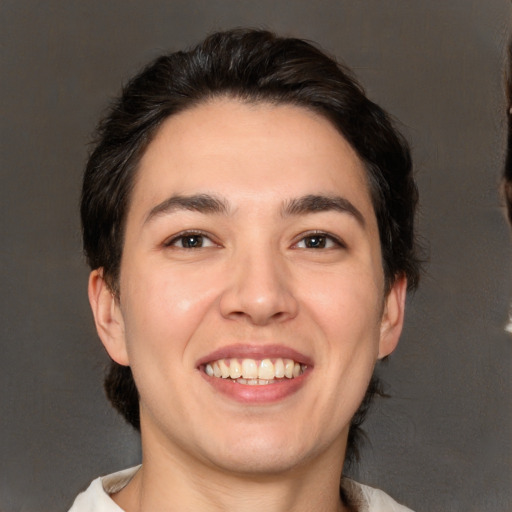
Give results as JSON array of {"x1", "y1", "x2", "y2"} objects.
[{"x1": 82, "y1": 29, "x2": 420, "y2": 468}]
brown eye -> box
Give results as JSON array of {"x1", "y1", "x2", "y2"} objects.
[
  {"x1": 167, "y1": 232, "x2": 216, "y2": 249},
  {"x1": 181, "y1": 235, "x2": 204, "y2": 248},
  {"x1": 304, "y1": 235, "x2": 327, "y2": 248},
  {"x1": 296, "y1": 233, "x2": 341, "y2": 249}
]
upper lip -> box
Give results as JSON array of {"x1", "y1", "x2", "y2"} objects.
[{"x1": 195, "y1": 344, "x2": 313, "y2": 368}]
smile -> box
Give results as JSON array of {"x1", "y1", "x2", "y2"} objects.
[{"x1": 204, "y1": 358, "x2": 307, "y2": 385}]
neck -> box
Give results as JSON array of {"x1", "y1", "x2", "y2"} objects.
[{"x1": 112, "y1": 431, "x2": 349, "y2": 512}]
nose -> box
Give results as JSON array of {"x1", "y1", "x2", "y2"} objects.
[{"x1": 219, "y1": 247, "x2": 299, "y2": 326}]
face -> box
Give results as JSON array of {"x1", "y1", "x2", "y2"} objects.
[{"x1": 90, "y1": 99, "x2": 406, "y2": 476}]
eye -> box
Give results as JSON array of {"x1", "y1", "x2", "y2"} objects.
[
  {"x1": 294, "y1": 233, "x2": 343, "y2": 249},
  {"x1": 165, "y1": 231, "x2": 217, "y2": 249}
]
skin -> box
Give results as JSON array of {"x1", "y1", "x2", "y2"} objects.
[{"x1": 89, "y1": 99, "x2": 406, "y2": 512}]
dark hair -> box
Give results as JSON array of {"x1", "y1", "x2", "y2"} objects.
[
  {"x1": 504, "y1": 41, "x2": 512, "y2": 222},
  {"x1": 81, "y1": 28, "x2": 420, "y2": 466}
]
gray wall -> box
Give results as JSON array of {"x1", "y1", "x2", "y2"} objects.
[{"x1": 1, "y1": 2, "x2": 510, "y2": 511}]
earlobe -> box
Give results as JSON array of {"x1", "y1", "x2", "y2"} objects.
[
  {"x1": 88, "y1": 269, "x2": 130, "y2": 366},
  {"x1": 378, "y1": 276, "x2": 407, "y2": 359}
]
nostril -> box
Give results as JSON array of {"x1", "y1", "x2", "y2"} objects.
[{"x1": 221, "y1": 302, "x2": 297, "y2": 326}]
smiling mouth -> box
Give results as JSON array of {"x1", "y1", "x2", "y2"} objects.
[{"x1": 204, "y1": 358, "x2": 307, "y2": 385}]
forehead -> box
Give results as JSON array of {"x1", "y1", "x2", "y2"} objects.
[
  {"x1": 136, "y1": 99, "x2": 368, "y2": 192},
  {"x1": 129, "y1": 98, "x2": 376, "y2": 228}
]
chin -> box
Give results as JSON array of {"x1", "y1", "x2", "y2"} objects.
[
  {"x1": 200, "y1": 427, "x2": 330, "y2": 476},
  {"x1": 208, "y1": 446, "x2": 310, "y2": 476}
]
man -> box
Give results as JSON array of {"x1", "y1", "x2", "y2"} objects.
[{"x1": 70, "y1": 29, "x2": 420, "y2": 511}]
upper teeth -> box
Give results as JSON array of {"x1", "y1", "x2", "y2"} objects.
[{"x1": 204, "y1": 358, "x2": 305, "y2": 381}]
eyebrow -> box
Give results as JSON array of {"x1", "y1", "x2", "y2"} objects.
[
  {"x1": 282, "y1": 194, "x2": 365, "y2": 226},
  {"x1": 144, "y1": 192, "x2": 365, "y2": 227},
  {"x1": 144, "y1": 194, "x2": 229, "y2": 224}
]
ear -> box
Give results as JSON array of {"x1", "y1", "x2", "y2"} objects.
[
  {"x1": 378, "y1": 276, "x2": 407, "y2": 359},
  {"x1": 88, "y1": 269, "x2": 130, "y2": 366}
]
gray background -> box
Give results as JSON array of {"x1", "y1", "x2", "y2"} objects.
[{"x1": 1, "y1": 1, "x2": 511, "y2": 511}]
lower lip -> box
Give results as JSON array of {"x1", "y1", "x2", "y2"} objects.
[{"x1": 200, "y1": 371, "x2": 309, "y2": 403}]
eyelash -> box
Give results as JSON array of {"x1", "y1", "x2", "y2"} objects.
[
  {"x1": 162, "y1": 230, "x2": 345, "y2": 250},
  {"x1": 294, "y1": 231, "x2": 346, "y2": 250},
  {"x1": 163, "y1": 230, "x2": 217, "y2": 249}
]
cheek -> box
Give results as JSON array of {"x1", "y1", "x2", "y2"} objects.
[
  {"x1": 119, "y1": 262, "x2": 221, "y2": 359},
  {"x1": 302, "y1": 268, "x2": 384, "y2": 393},
  {"x1": 305, "y1": 268, "x2": 383, "y2": 336}
]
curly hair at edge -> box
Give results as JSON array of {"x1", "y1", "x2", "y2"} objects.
[{"x1": 81, "y1": 28, "x2": 421, "y2": 467}]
